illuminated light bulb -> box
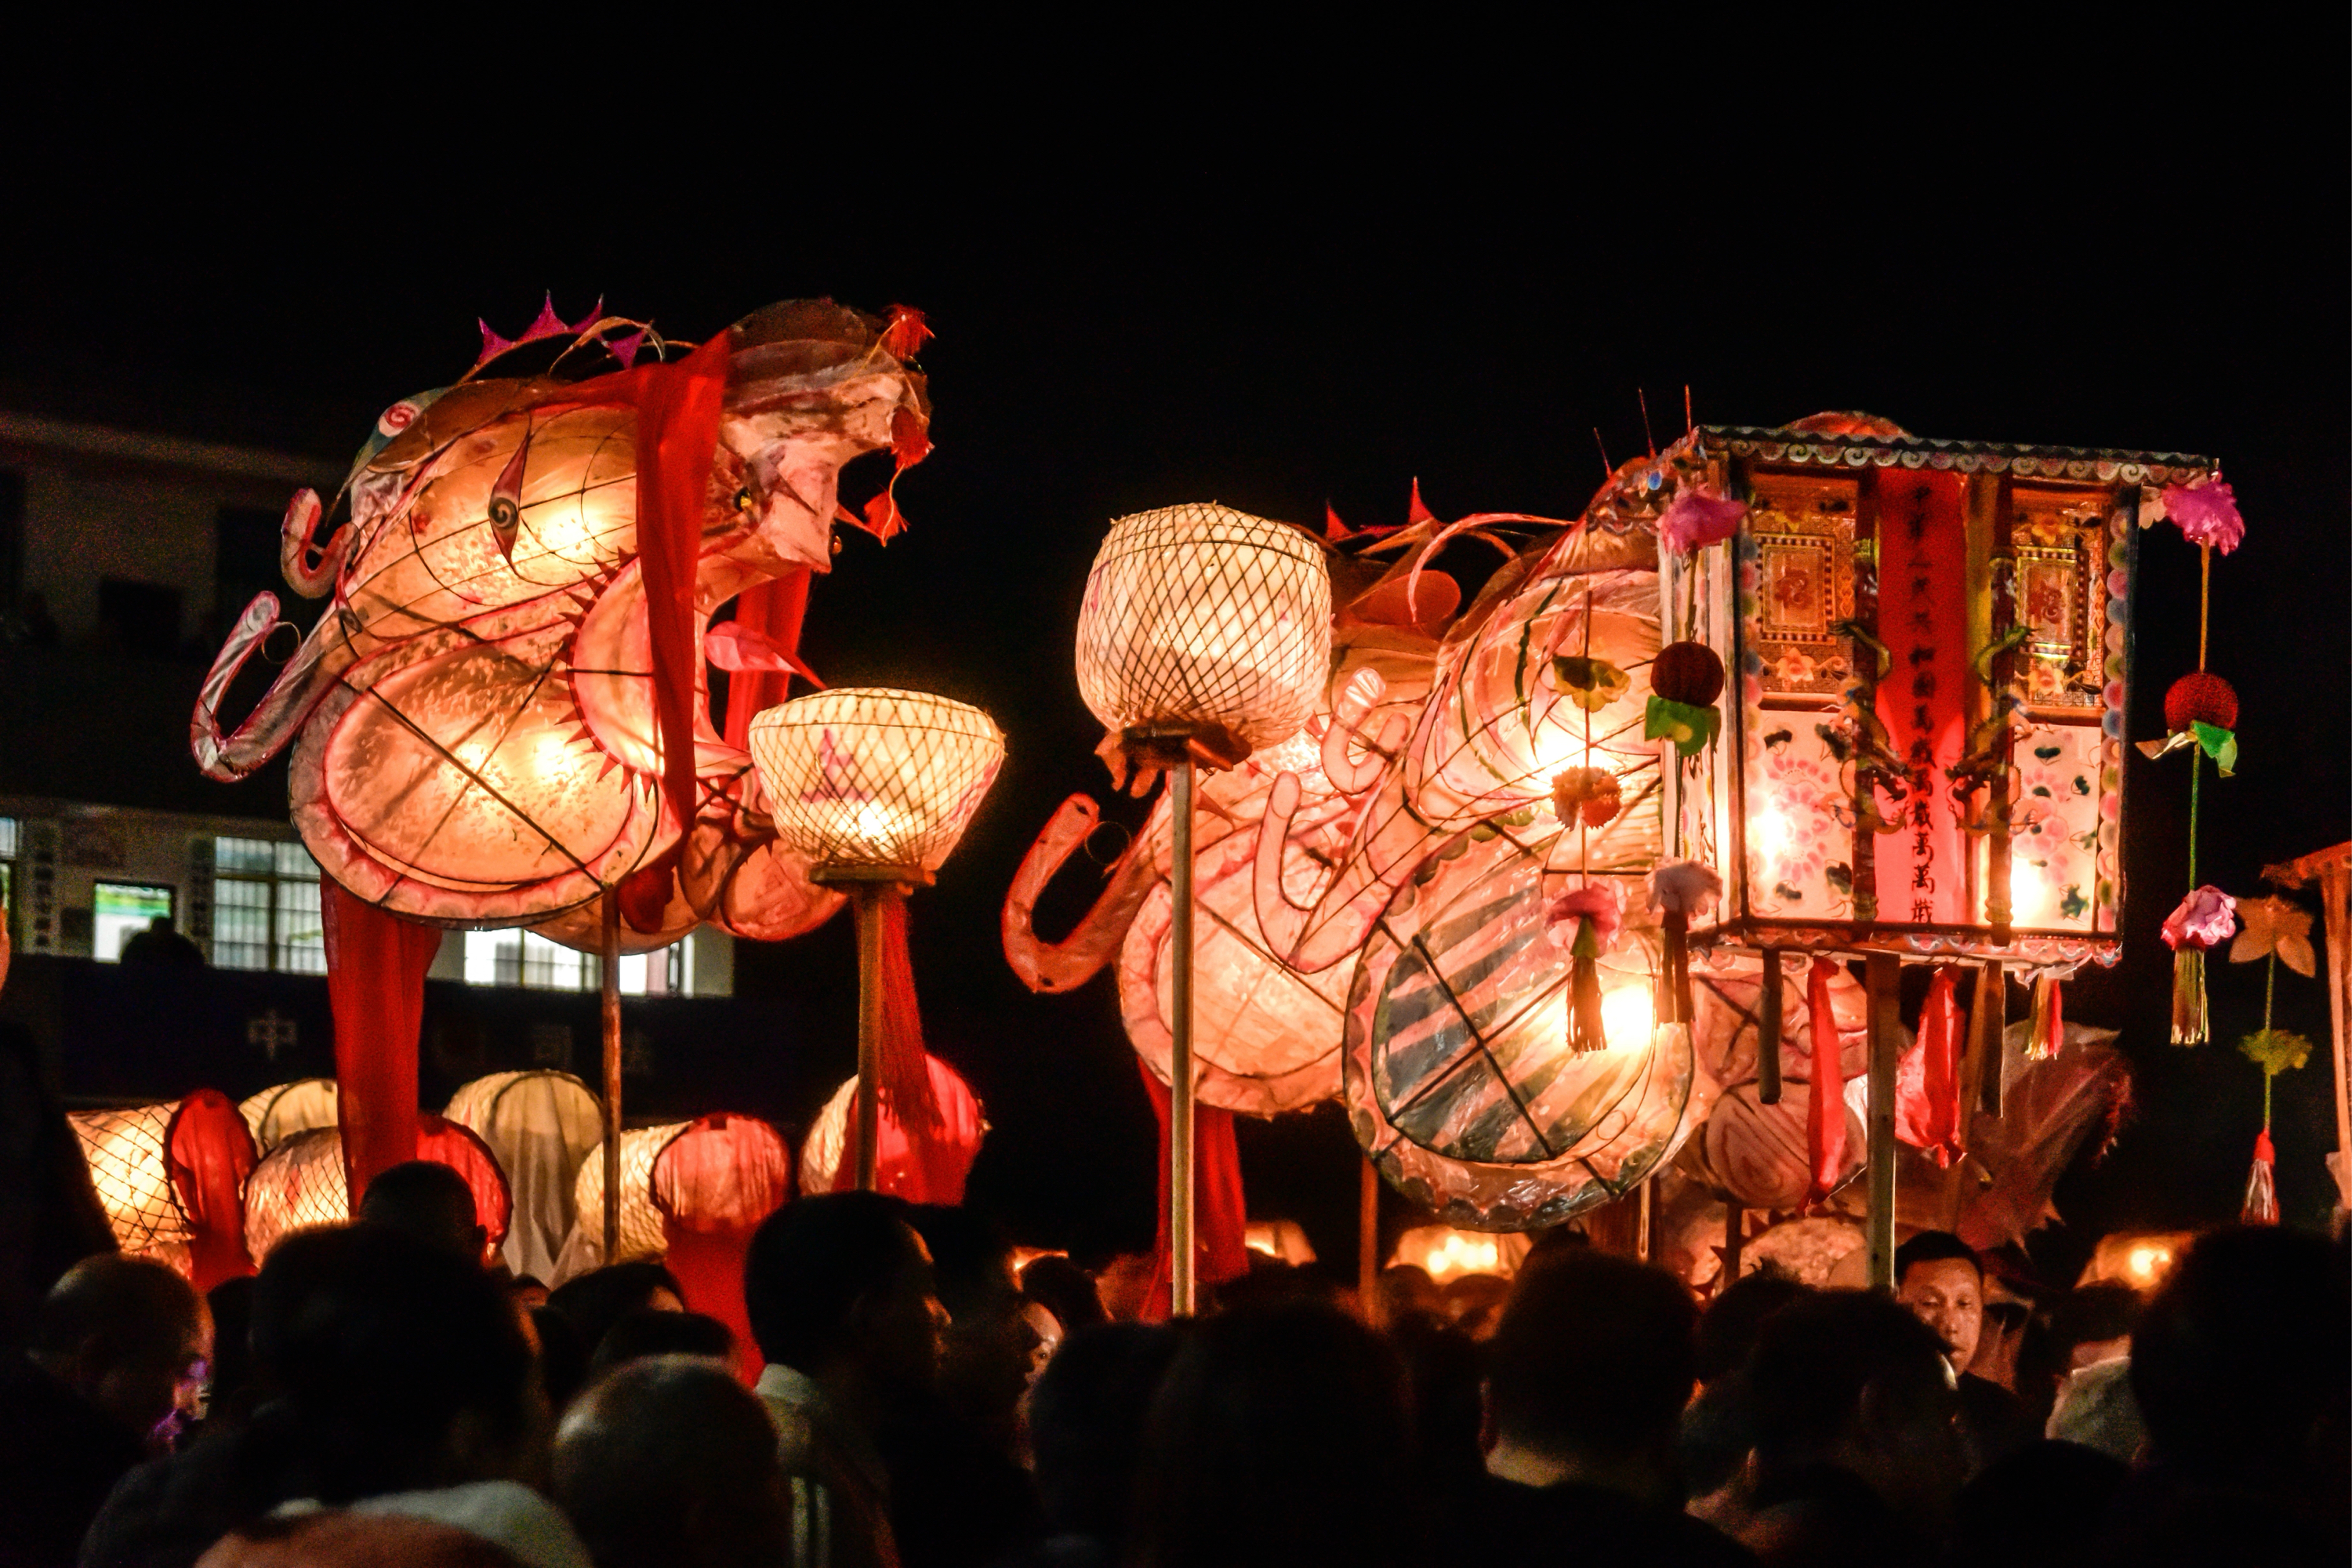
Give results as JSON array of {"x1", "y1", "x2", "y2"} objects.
[
  {"x1": 1599, "y1": 982, "x2": 1656, "y2": 1051},
  {"x1": 2127, "y1": 1244, "x2": 2168, "y2": 1285},
  {"x1": 1752, "y1": 808, "x2": 1791, "y2": 866},
  {"x1": 1425, "y1": 1231, "x2": 1501, "y2": 1283},
  {"x1": 2009, "y1": 852, "x2": 2050, "y2": 924}
]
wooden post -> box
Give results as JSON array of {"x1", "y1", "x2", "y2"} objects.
[
  {"x1": 851, "y1": 885, "x2": 894, "y2": 1192},
  {"x1": 1168, "y1": 755, "x2": 1197, "y2": 1316},
  {"x1": 1723, "y1": 1203, "x2": 1745, "y2": 1285},
  {"x1": 1359, "y1": 1153, "x2": 1381, "y2": 1324},
  {"x1": 1635, "y1": 1177, "x2": 1653, "y2": 1264},
  {"x1": 1758, "y1": 953, "x2": 1784, "y2": 1104},
  {"x1": 1865, "y1": 953, "x2": 1901, "y2": 1289},
  {"x1": 600, "y1": 891, "x2": 622, "y2": 1261},
  {"x1": 1972, "y1": 960, "x2": 2004, "y2": 1119}
]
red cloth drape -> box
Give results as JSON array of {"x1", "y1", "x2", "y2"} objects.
[
  {"x1": 1896, "y1": 967, "x2": 1965, "y2": 1168},
  {"x1": 829, "y1": 1054, "x2": 987, "y2": 1203},
  {"x1": 720, "y1": 571, "x2": 814, "y2": 749},
  {"x1": 1803, "y1": 957, "x2": 1846, "y2": 1207},
  {"x1": 655, "y1": 1113, "x2": 795, "y2": 1384},
  {"x1": 167, "y1": 1090, "x2": 258, "y2": 1293},
  {"x1": 1137, "y1": 1059, "x2": 1250, "y2": 1319},
  {"x1": 631, "y1": 335, "x2": 732, "y2": 837},
  {"x1": 416, "y1": 1114, "x2": 513, "y2": 1253},
  {"x1": 321, "y1": 880, "x2": 442, "y2": 1207},
  {"x1": 874, "y1": 898, "x2": 943, "y2": 1138}
]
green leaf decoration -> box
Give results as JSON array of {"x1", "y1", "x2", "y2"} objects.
[
  {"x1": 1831, "y1": 619, "x2": 1893, "y2": 678},
  {"x1": 2239, "y1": 1027, "x2": 2314, "y2": 1078},
  {"x1": 2190, "y1": 720, "x2": 2238, "y2": 778},
  {"x1": 1973, "y1": 624, "x2": 2032, "y2": 683},
  {"x1": 1644, "y1": 695, "x2": 1720, "y2": 757}
]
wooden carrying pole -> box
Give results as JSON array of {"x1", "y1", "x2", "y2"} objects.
[
  {"x1": 1168, "y1": 756, "x2": 1198, "y2": 1316},
  {"x1": 1359, "y1": 1154, "x2": 1381, "y2": 1323},
  {"x1": 848, "y1": 884, "x2": 898, "y2": 1192},
  {"x1": 601, "y1": 891, "x2": 623, "y2": 1261},
  {"x1": 1864, "y1": 953, "x2": 1902, "y2": 1289}
]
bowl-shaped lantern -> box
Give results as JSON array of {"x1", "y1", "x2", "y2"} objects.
[
  {"x1": 746, "y1": 688, "x2": 1005, "y2": 880},
  {"x1": 69, "y1": 1091, "x2": 259, "y2": 1288},
  {"x1": 445, "y1": 1070, "x2": 604, "y2": 1283},
  {"x1": 800, "y1": 1054, "x2": 988, "y2": 1203},
  {"x1": 1075, "y1": 503, "x2": 1330, "y2": 760},
  {"x1": 239, "y1": 1079, "x2": 340, "y2": 1156},
  {"x1": 554, "y1": 1121, "x2": 688, "y2": 1279},
  {"x1": 652, "y1": 1112, "x2": 796, "y2": 1380},
  {"x1": 243, "y1": 1116, "x2": 510, "y2": 1265}
]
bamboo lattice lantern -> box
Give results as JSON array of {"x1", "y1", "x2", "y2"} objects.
[
  {"x1": 748, "y1": 688, "x2": 1004, "y2": 1191},
  {"x1": 1075, "y1": 503, "x2": 1331, "y2": 1313}
]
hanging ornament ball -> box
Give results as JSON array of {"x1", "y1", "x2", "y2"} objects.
[
  {"x1": 2164, "y1": 671, "x2": 2238, "y2": 732},
  {"x1": 1651, "y1": 641, "x2": 1726, "y2": 708}
]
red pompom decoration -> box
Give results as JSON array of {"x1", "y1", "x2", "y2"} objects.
[
  {"x1": 1651, "y1": 641, "x2": 1726, "y2": 707},
  {"x1": 2164, "y1": 671, "x2": 2238, "y2": 732}
]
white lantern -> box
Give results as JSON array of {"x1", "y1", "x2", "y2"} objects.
[
  {"x1": 1075, "y1": 503, "x2": 1330, "y2": 759},
  {"x1": 746, "y1": 688, "x2": 1005, "y2": 877},
  {"x1": 239, "y1": 1079, "x2": 340, "y2": 1155},
  {"x1": 68, "y1": 1102, "x2": 191, "y2": 1256},
  {"x1": 445, "y1": 1071, "x2": 605, "y2": 1283},
  {"x1": 552, "y1": 1122, "x2": 688, "y2": 1281}
]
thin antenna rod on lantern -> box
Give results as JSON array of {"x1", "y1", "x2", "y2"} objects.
[
  {"x1": 1169, "y1": 757, "x2": 1197, "y2": 1310},
  {"x1": 1592, "y1": 427, "x2": 1613, "y2": 479},
  {"x1": 1638, "y1": 390, "x2": 1657, "y2": 459}
]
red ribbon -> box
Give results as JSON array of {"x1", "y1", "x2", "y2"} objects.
[
  {"x1": 1805, "y1": 957, "x2": 1846, "y2": 1206},
  {"x1": 1138, "y1": 1058, "x2": 1250, "y2": 1319},
  {"x1": 1896, "y1": 966, "x2": 1965, "y2": 1168},
  {"x1": 321, "y1": 880, "x2": 444, "y2": 1207},
  {"x1": 720, "y1": 571, "x2": 815, "y2": 749},
  {"x1": 168, "y1": 1090, "x2": 258, "y2": 1292}
]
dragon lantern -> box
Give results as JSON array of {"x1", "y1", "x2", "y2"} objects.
[{"x1": 193, "y1": 299, "x2": 930, "y2": 949}]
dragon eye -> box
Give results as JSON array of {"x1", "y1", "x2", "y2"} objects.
[{"x1": 734, "y1": 486, "x2": 754, "y2": 512}]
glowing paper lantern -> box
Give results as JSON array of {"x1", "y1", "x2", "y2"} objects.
[
  {"x1": 239, "y1": 1079, "x2": 340, "y2": 1154},
  {"x1": 242, "y1": 1116, "x2": 511, "y2": 1264},
  {"x1": 652, "y1": 1112, "x2": 795, "y2": 1381},
  {"x1": 799, "y1": 1055, "x2": 987, "y2": 1203},
  {"x1": 445, "y1": 1071, "x2": 604, "y2": 1283},
  {"x1": 1390, "y1": 1225, "x2": 1531, "y2": 1284},
  {"x1": 552, "y1": 1122, "x2": 689, "y2": 1280},
  {"x1": 68, "y1": 1091, "x2": 259, "y2": 1288},
  {"x1": 748, "y1": 688, "x2": 1003, "y2": 1194},
  {"x1": 1074, "y1": 503, "x2": 1332, "y2": 1316}
]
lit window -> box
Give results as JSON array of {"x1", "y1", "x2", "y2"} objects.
[
  {"x1": 212, "y1": 837, "x2": 323, "y2": 973},
  {"x1": 93, "y1": 883, "x2": 175, "y2": 962},
  {"x1": 0, "y1": 815, "x2": 16, "y2": 929},
  {"x1": 460, "y1": 930, "x2": 689, "y2": 995}
]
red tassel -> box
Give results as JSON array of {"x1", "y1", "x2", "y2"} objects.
[
  {"x1": 2241, "y1": 1128, "x2": 2278, "y2": 1225},
  {"x1": 1137, "y1": 1060, "x2": 1250, "y2": 1319},
  {"x1": 1896, "y1": 967, "x2": 1965, "y2": 1167},
  {"x1": 2027, "y1": 975, "x2": 2064, "y2": 1061},
  {"x1": 873, "y1": 895, "x2": 943, "y2": 1139},
  {"x1": 1805, "y1": 957, "x2": 1846, "y2": 1205}
]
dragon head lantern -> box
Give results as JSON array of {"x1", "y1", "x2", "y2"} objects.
[{"x1": 192, "y1": 299, "x2": 931, "y2": 950}]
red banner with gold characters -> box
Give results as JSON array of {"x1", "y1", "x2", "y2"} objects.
[{"x1": 1872, "y1": 474, "x2": 1969, "y2": 927}]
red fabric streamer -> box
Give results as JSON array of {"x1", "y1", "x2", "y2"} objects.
[
  {"x1": 720, "y1": 570, "x2": 815, "y2": 749},
  {"x1": 829, "y1": 1054, "x2": 986, "y2": 1203},
  {"x1": 1896, "y1": 967, "x2": 1965, "y2": 1168},
  {"x1": 415, "y1": 1114, "x2": 513, "y2": 1253},
  {"x1": 2027, "y1": 976, "x2": 2065, "y2": 1062},
  {"x1": 1805, "y1": 957, "x2": 1846, "y2": 1207},
  {"x1": 321, "y1": 880, "x2": 442, "y2": 1207},
  {"x1": 655, "y1": 1112, "x2": 795, "y2": 1383},
  {"x1": 1136, "y1": 1058, "x2": 1250, "y2": 1319},
  {"x1": 166, "y1": 1090, "x2": 257, "y2": 1293},
  {"x1": 873, "y1": 897, "x2": 944, "y2": 1140},
  {"x1": 630, "y1": 334, "x2": 732, "y2": 838}
]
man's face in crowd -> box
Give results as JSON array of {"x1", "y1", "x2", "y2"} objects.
[
  {"x1": 858, "y1": 1226, "x2": 950, "y2": 1394},
  {"x1": 93, "y1": 1304, "x2": 212, "y2": 1451},
  {"x1": 1897, "y1": 1258, "x2": 1983, "y2": 1373}
]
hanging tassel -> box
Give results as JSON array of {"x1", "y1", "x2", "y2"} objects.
[
  {"x1": 2027, "y1": 975, "x2": 2065, "y2": 1061},
  {"x1": 1896, "y1": 967, "x2": 1964, "y2": 1167},
  {"x1": 2171, "y1": 947, "x2": 2209, "y2": 1045},
  {"x1": 2241, "y1": 1128, "x2": 2278, "y2": 1225},
  {"x1": 873, "y1": 895, "x2": 944, "y2": 1138},
  {"x1": 1804, "y1": 957, "x2": 1845, "y2": 1206},
  {"x1": 1570, "y1": 951, "x2": 1607, "y2": 1053}
]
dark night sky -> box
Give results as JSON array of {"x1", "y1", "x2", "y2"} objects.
[{"x1": 4, "y1": 34, "x2": 2345, "y2": 1273}]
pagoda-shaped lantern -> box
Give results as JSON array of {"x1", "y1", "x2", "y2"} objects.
[{"x1": 1658, "y1": 414, "x2": 2203, "y2": 1281}]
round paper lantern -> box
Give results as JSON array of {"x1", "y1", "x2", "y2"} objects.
[
  {"x1": 67, "y1": 1091, "x2": 258, "y2": 1289},
  {"x1": 800, "y1": 1055, "x2": 985, "y2": 1203},
  {"x1": 652, "y1": 1112, "x2": 795, "y2": 1381},
  {"x1": 68, "y1": 1102, "x2": 189, "y2": 1256},
  {"x1": 242, "y1": 1116, "x2": 512, "y2": 1264},
  {"x1": 239, "y1": 1079, "x2": 340, "y2": 1155},
  {"x1": 553, "y1": 1122, "x2": 689, "y2": 1280},
  {"x1": 746, "y1": 688, "x2": 1006, "y2": 876},
  {"x1": 445, "y1": 1071, "x2": 604, "y2": 1283},
  {"x1": 1074, "y1": 503, "x2": 1330, "y2": 755}
]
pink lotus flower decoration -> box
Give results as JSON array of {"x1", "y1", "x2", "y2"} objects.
[
  {"x1": 1646, "y1": 858, "x2": 1722, "y2": 917},
  {"x1": 2161, "y1": 884, "x2": 2239, "y2": 952},
  {"x1": 1548, "y1": 880, "x2": 1624, "y2": 953},
  {"x1": 2160, "y1": 479, "x2": 2245, "y2": 555},
  {"x1": 1657, "y1": 491, "x2": 1747, "y2": 554}
]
